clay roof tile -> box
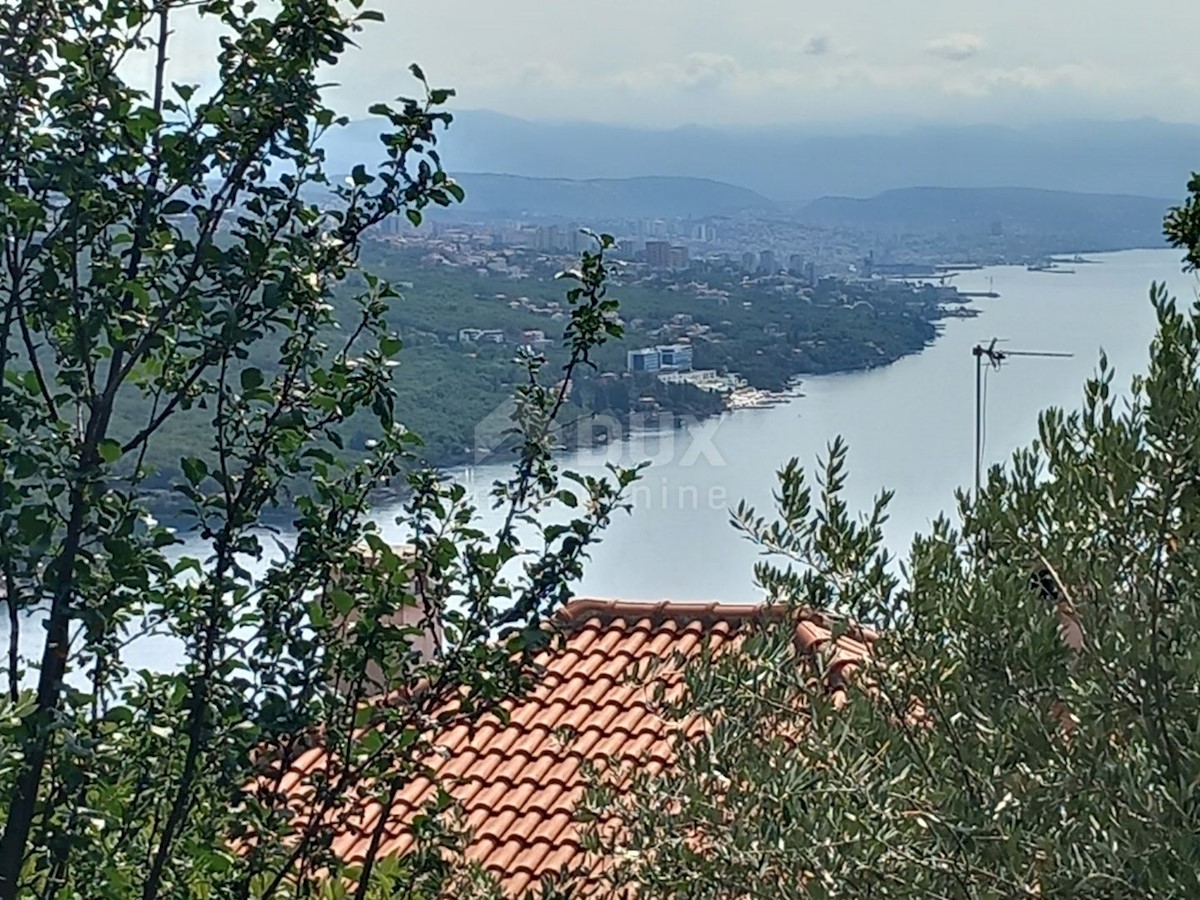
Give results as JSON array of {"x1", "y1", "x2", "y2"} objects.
[{"x1": 272, "y1": 598, "x2": 862, "y2": 896}]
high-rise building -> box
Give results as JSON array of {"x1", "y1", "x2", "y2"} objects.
[
  {"x1": 645, "y1": 240, "x2": 672, "y2": 268},
  {"x1": 741, "y1": 251, "x2": 758, "y2": 273},
  {"x1": 375, "y1": 214, "x2": 404, "y2": 236},
  {"x1": 570, "y1": 228, "x2": 592, "y2": 252},
  {"x1": 627, "y1": 348, "x2": 661, "y2": 373},
  {"x1": 758, "y1": 249, "x2": 777, "y2": 274},
  {"x1": 657, "y1": 343, "x2": 693, "y2": 371},
  {"x1": 668, "y1": 245, "x2": 690, "y2": 269},
  {"x1": 535, "y1": 225, "x2": 570, "y2": 252},
  {"x1": 787, "y1": 254, "x2": 804, "y2": 275}
]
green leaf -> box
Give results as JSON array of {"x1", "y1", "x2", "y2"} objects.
[
  {"x1": 240, "y1": 367, "x2": 264, "y2": 391},
  {"x1": 181, "y1": 457, "x2": 207, "y2": 486},
  {"x1": 405, "y1": 208, "x2": 422, "y2": 228},
  {"x1": 12, "y1": 453, "x2": 37, "y2": 479},
  {"x1": 357, "y1": 9, "x2": 385, "y2": 21},
  {"x1": 308, "y1": 601, "x2": 329, "y2": 628},
  {"x1": 126, "y1": 281, "x2": 150, "y2": 306},
  {"x1": 330, "y1": 589, "x2": 354, "y2": 616},
  {"x1": 7, "y1": 194, "x2": 42, "y2": 223},
  {"x1": 98, "y1": 439, "x2": 122, "y2": 463},
  {"x1": 361, "y1": 729, "x2": 383, "y2": 753},
  {"x1": 161, "y1": 199, "x2": 189, "y2": 216},
  {"x1": 105, "y1": 706, "x2": 134, "y2": 725}
]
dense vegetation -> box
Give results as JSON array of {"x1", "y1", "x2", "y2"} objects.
[
  {"x1": 0, "y1": 3, "x2": 634, "y2": 898},
  {"x1": 575, "y1": 182, "x2": 1200, "y2": 898},
  {"x1": 360, "y1": 242, "x2": 940, "y2": 390},
  {"x1": 104, "y1": 236, "x2": 946, "y2": 515}
]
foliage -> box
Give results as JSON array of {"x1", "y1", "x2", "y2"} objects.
[
  {"x1": 0, "y1": 2, "x2": 634, "y2": 898},
  {"x1": 98, "y1": 235, "x2": 940, "y2": 494},
  {"x1": 583, "y1": 282, "x2": 1200, "y2": 895},
  {"x1": 1165, "y1": 173, "x2": 1200, "y2": 271}
]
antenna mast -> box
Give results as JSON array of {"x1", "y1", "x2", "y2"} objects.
[{"x1": 973, "y1": 339, "x2": 1072, "y2": 496}]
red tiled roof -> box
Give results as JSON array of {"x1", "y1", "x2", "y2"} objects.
[{"x1": 278, "y1": 598, "x2": 875, "y2": 896}]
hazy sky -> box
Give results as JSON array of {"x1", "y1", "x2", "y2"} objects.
[{"x1": 166, "y1": 0, "x2": 1200, "y2": 127}]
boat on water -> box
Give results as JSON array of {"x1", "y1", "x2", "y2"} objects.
[
  {"x1": 1027, "y1": 263, "x2": 1075, "y2": 274},
  {"x1": 725, "y1": 388, "x2": 787, "y2": 410}
]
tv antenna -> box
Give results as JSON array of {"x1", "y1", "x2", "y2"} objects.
[{"x1": 973, "y1": 339, "x2": 1073, "y2": 496}]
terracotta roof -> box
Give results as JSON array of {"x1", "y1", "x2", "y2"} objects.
[{"x1": 276, "y1": 598, "x2": 875, "y2": 896}]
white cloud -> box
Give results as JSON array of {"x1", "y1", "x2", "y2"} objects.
[
  {"x1": 924, "y1": 32, "x2": 985, "y2": 62},
  {"x1": 152, "y1": 0, "x2": 1200, "y2": 127},
  {"x1": 941, "y1": 64, "x2": 1121, "y2": 97},
  {"x1": 613, "y1": 52, "x2": 740, "y2": 93}
]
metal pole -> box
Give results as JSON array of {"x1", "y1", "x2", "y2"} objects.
[
  {"x1": 973, "y1": 345, "x2": 983, "y2": 496},
  {"x1": 971, "y1": 340, "x2": 1070, "y2": 498}
]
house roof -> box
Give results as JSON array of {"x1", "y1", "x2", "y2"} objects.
[{"x1": 279, "y1": 598, "x2": 875, "y2": 896}]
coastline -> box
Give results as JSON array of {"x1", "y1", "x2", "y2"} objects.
[
  {"x1": 137, "y1": 293, "x2": 976, "y2": 532},
  {"x1": 128, "y1": 253, "x2": 1131, "y2": 534}
]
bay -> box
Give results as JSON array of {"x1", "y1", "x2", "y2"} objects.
[
  {"x1": 444, "y1": 248, "x2": 1194, "y2": 601},
  {"x1": 5, "y1": 248, "x2": 1195, "y2": 674}
]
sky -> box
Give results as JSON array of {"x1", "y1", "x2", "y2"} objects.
[{"x1": 163, "y1": 0, "x2": 1200, "y2": 128}]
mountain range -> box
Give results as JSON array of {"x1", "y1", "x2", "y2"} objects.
[
  {"x1": 411, "y1": 172, "x2": 1167, "y2": 251},
  {"x1": 324, "y1": 112, "x2": 1200, "y2": 203},
  {"x1": 443, "y1": 173, "x2": 772, "y2": 219},
  {"x1": 798, "y1": 187, "x2": 1171, "y2": 249}
]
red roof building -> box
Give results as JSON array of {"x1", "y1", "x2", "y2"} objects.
[{"x1": 273, "y1": 599, "x2": 875, "y2": 895}]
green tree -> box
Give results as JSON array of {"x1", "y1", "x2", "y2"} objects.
[
  {"x1": 1165, "y1": 172, "x2": 1200, "y2": 271},
  {"x1": 0, "y1": 2, "x2": 632, "y2": 897},
  {"x1": 584, "y1": 215, "x2": 1200, "y2": 896}
]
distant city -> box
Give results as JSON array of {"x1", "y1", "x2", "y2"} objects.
[{"x1": 369, "y1": 176, "x2": 1170, "y2": 285}]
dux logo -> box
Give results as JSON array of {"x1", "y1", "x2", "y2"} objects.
[{"x1": 474, "y1": 401, "x2": 727, "y2": 470}]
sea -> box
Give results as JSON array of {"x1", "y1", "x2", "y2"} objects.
[{"x1": 5, "y1": 248, "x2": 1197, "y2": 673}]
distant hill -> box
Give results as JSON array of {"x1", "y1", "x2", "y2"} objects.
[
  {"x1": 443, "y1": 173, "x2": 773, "y2": 219},
  {"x1": 322, "y1": 113, "x2": 1200, "y2": 203},
  {"x1": 798, "y1": 187, "x2": 1172, "y2": 250}
]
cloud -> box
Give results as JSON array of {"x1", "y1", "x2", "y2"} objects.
[
  {"x1": 515, "y1": 61, "x2": 579, "y2": 89},
  {"x1": 613, "y1": 52, "x2": 740, "y2": 92},
  {"x1": 803, "y1": 35, "x2": 832, "y2": 57},
  {"x1": 940, "y1": 63, "x2": 1120, "y2": 96},
  {"x1": 673, "y1": 52, "x2": 740, "y2": 91},
  {"x1": 924, "y1": 32, "x2": 984, "y2": 62}
]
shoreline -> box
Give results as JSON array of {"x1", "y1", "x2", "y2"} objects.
[
  {"x1": 129, "y1": 253, "x2": 1126, "y2": 535},
  {"x1": 139, "y1": 314, "x2": 961, "y2": 533}
]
